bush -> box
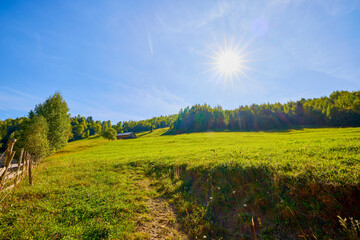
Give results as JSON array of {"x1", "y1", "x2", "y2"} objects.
[{"x1": 101, "y1": 128, "x2": 117, "y2": 140}]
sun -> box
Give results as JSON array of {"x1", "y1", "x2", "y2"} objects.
[
  {"x1": 206, "y1": 38, "x2": 252, "y2": 82},
  {"x1": 217, "y1": 50, "x2": 242, "y2": 75}
]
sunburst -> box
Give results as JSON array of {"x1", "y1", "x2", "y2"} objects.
[{"x1": 206, "y1": 38, "x2": 253, "y2": 83}]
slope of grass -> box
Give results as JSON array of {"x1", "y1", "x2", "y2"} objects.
[
  {"x1": 0, "y1": 136, "x2": 151, "y2": 239},
  {"x1": 0, "y1": 128, "x2": 359, "y2": 239}
]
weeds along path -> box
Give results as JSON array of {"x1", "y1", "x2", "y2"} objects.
[{"x1": 135, "y1": 175, "x2": 188, "y2": 240}]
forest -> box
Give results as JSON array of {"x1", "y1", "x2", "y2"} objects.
[{"x1": 169, "y1": 90, "x2": 360, "y2": 133}]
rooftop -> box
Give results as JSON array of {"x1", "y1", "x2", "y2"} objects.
[{"x1": 116, "y1": 132, "x2": 135, "y2": 136}]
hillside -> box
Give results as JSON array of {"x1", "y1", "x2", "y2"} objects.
[{"x1": 1, "y1": 128, "x2": 360, "y2": 239}]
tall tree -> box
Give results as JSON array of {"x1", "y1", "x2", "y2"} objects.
[
  {"x1": 22, "y1": 116, "x2": 51, "y2": 160},
  {"x1": 34, "y1": 92, "x2": 70, "y2": 151}
]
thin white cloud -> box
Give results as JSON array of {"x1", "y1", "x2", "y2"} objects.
[
  {"x1": 116, "y1": 87, "x2": 186, "y2": 117},
  {"x1": 0, "y1": 87, "x2": 41, "y2": 113},
  {"x1": 314, "y1": 0, "x2": 359, "y2": 16},
  {"x1": 146, "y1": 27, "x2": 153, "y2": 56},
  {"x1": 140, "y1": 86, "x2": 189, "y2": 113},
  {"x1": 66, "y1": 86, "x2": 188, "y2": 122},
  {"x1": 297, "y1": 41, "x2": 359, "y2": 83},
  {"x1": 67, "y1": 99, "x2": 142, "y2": 122},
  {"x1": 155, "y1": 1, "x2": 229, "y2": 34},
  {"x1": 1, "y1": 87, "x2": 42, "y2": 101}
]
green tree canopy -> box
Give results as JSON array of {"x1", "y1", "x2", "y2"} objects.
[
  {"x1": 22, "y1": 116, "x2": 51, "y2": 160},
  {"x1": 101, "y1": 128, "x2": 117, "y2": 140},
  {"x1": 33, "y1": 92, "x2": 70, "y2": 150},
  {"x1": 169, "y1": 90, "x2": 360, "y2": 134}
]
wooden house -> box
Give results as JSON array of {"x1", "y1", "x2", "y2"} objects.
[{"x1": 116, "y1": 132, "x2": 137, "y2": 140}]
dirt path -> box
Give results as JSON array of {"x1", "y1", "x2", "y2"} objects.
[{"x1": 136, "y1": 179, "x2": 188, "y2": 240}]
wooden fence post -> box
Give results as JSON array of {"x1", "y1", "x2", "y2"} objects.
[
  {"x1": 24, "y1": 152, "x2": 27, "y2": 172},
  {"x1": 0, "y1": 139, "x2": 17, "y2": 188},
  {"x1": 0, "y1": 149, "x2": 7, "y2": 161},
  {"x1": 23, "y1": 151, "x2": 27, "y2": 178},
  {"x1": 14, "y1": 148, "x2": 24, "y2": 185},
  {"x1": 20, "y1": 151, "x2": 27, "y2": 181},
  {"x1": 0, "y1": 141, "x2": 37, "y2": 193},
  {"x1": 28, "y1": 153, "x2": 33, "y2": 186}
]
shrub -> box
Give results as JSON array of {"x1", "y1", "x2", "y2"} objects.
[{"x1": 101, "y1": 128, "x2": 117, "y2": 140}]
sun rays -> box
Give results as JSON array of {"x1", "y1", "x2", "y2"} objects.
[{"x1": 205, "y1": 38, "x2": 254, "y2": 86}]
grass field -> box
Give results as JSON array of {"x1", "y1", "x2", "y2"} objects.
[{"x1": 1, "y1": 128, "x2": 359, "y2": 239}]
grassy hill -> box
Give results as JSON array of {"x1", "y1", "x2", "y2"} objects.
[{"x1": 1, "y1": 128, "x2": 359, "y2": 239}]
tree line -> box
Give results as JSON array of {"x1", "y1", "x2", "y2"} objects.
[
  {"x1": 122, "y1": 115, "x2": 177, "y2": 133},
  {"x1": 0, "y1": 93, "x2": 176, "y2": 157},
  {"x1": 1, "y1": 90, "x2": 359, "y2": 159},
  {"x1": 67, "y1": 114, "x2": 176, "y2": 141},
  {"x1": 169, "y1": 90, "x2": 360, "y2": 134}
]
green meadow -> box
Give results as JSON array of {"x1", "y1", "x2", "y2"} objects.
[{"x1": 1, "y1": 127, "x2": 360, "y2": 239}]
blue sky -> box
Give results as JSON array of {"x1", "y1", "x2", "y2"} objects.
[{"x1": 1, "y1": 0, "x2": 359, "y2": 123}]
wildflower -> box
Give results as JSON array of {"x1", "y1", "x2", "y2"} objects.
[
  {"x1": 233, "y1": 191, "x2": 235, "y2": 194},
  {"x1": 217, "y1": 187, "x2": 220, "y2": 190},
  {"x1": 210, "y1": 197, "x2": 213, "y2": 200},
  {"x1": 244, "y1": 204, "x2": 247, "y2": 207},
  {"x1": 203, "y1": 236, "x2": 207, "y2": 238}
]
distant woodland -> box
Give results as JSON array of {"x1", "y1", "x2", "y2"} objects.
[
  {"x1": 1, "y1": 90, "x2": 359, "y2": 154},
  {"x1": 67, "y1": 114, "x2": 177, "y2": 142},
  {"x1": 169, "y1": 90, "x2": 360, "y2": 134}
]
